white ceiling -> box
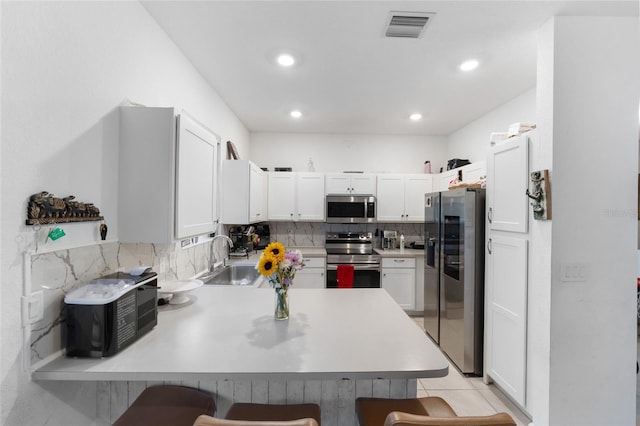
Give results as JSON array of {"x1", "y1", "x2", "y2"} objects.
[{"x1": 142, "y1": 1, "x2": 638, "y2": 136}]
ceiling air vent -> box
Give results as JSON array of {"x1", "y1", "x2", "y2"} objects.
[{"x1": 385, "y1": 12, "x2": 434, "y2": 38}]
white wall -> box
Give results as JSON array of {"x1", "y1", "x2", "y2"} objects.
[
  {"x1": 250, "y1": 133, "x2": 447, "y2": 174},
  {"x1": 1, "y1": 2, "x2": 248, "y2": 425},
  {"x1": 446, "y1": 88, "x2": 536, "y2": 163},
  {"x1": 538, "y1": 16, "x2": 639, "y2": 425}
]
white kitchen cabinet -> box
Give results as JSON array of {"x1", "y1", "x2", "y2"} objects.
[
  {"x1": 221, "y1": 160, "x2": 267, "y2": 224},
  {"x1": 377, "y1": 174, "x2": 432, "y2": 222},
  {"x1": 381, "y1": 257, "x2": 416, "y2": 310},
  {"x1": 325, "y1": 173, "x2": 376, "y2": 195},
  {"x1": 268, "y1": 172, "x2": 325, "y2": 221},
  {"x1": 487, "y1": 134, "x2": 529, "y2": 233},
  {"x1": 433, "y1": 170, "x2": 458, "y2": 192},
  {"x1": 431, "y1": 162, "x2": 486, "y2": 192},
  {"x1": 119, "y1": 106, "x2": 219, "y2": 244},
  {"x1": 484, "y1": 131, "x2": 532, "y2": 409},
  {"x1": 294, "y1": 257, "x2": 326, "y2": 289},
  {"x1": 460, "y1": 161, "x2": 486, "y2": 184},
  {"x1": 485, "y1": 235, "x2": 528, "y2": 407}
]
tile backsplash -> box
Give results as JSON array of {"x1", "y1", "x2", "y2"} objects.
[
  {"x1": 269, "y1": 221, "x2": 424, "y2": 248},
  {"x1": 29, "y1": 240, "x2": 212, "y2": 367}
]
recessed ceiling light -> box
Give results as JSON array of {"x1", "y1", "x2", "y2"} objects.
[
  {"x1": 277, "y1": 54, "x2": 295, "y2": 67},
  {"x1": 290, "y1": 110, "x2": 302, "y2": 118},
  {"x1": 459, "y1": 59, "x2": 479, "y2": 72},
  {"x1": 410, "y1": 113, "x2": 422, "y2": 121}
]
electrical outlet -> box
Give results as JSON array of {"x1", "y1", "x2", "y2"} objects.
[
  {"x1": 159, "y1": 257, "x2": 168, "y2": 273},
  {"x1": 560, "y1": 263, "x2": 589, "y2": 282},
  {"x1": 22, "y1": 291, "x2": 44, "y2": 325}
]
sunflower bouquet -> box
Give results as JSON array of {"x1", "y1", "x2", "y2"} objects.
[{"x1": 257, "y1": 242, "x2": 305, "y2": 290}]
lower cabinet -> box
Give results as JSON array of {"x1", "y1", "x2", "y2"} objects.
[
  {"x1": 381, "y1": 257, "x2": 416, "y2": 310},
  {"x1": 485, "y1": 234, "x2": 528, "y2": 406},
  {"x1": 295, "y1": 257, "x2": 326, "y2": 289}
]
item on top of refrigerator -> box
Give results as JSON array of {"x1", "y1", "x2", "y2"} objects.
[
  {"x1": 446, "y1": 158, "x2": 471, "y2": 170},
  {"x1": 489, "y1": 132, "x2": 509, "y2": 146},
  {"x1": 507, "y1": 122, "x2": 536, "y2": 137}
]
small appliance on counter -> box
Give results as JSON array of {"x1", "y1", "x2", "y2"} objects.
[
  {"x1": 254, "y1": 224, "x2": 270, "y2": 250},
  {"x1": 227, "y1": 224, "x2": 271, "y2": 256},
  {"x1": 64, "y1": 270, "x2": 158, "y2": 358},
  {"x1": 382, "y1": 230, "x2": 398, "y2": 250},
  {"x1": 229, "y1": 225, "x2": 255, "y2": 258},
  {"x1": 411, "y1": 241, "x2": 426, "y2": 249}
]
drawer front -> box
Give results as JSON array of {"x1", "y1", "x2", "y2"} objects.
[
  {"x1": 382, "y1": 257, "x2": 416, "y2": 268},
  {"x1": 303, "y1": 256, "x2": 326, "y2": 268}
]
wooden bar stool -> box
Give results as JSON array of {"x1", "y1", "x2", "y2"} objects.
[
  {"x1": 194, "y1": 402, "x2": 321, "y2": 426},
  {"x1": 355, "y1": 396, "x2": 516, "y2": 426},
  {"x1": 113, "y1": 385, "x2": 216, "y2": 426}
]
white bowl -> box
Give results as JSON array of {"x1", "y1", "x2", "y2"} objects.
[{"x1": 159, "y1": 279, "x2": 203, "y2": 304}]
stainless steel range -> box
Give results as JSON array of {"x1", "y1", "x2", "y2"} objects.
[{"x1": 325, "y1": 232, "x2": 381, "y2": 288}]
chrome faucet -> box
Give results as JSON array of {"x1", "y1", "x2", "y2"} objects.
[{"x1": 209, "y1": 234, "x2": 234, "y2": 272}]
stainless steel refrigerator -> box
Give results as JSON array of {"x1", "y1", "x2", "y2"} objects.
[{"x1": 424, "y1": 187, "x2": 485, "y2": 375}]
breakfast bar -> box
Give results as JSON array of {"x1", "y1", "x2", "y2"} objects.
[{"x1": 33, "y1": 287, "x2": 448, "y2": 425}]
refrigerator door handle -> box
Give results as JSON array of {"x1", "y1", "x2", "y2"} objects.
[{"x1": 487, "y1": 238, "x2": 492, "y2": 254}]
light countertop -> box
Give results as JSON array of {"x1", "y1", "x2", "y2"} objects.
[
  {"x1": 32, "y1": 287, "x2": 447, "y2": 382},
  {"x1": 375, "y1": 248, "x2": 424, "y2": 258}
]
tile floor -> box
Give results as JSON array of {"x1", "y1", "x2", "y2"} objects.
[{"x1": 411, "y1": 317, "x2": 532, "y2": 425}]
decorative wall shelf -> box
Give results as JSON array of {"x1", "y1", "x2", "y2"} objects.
[{"x1": 26, "y1": 191, "x2": 103, "y2": 225}]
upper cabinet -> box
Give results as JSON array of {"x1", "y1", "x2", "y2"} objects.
[
  {"x1": 432, "y1": 162, "x2": 486, "y2": 192},
  {"x1": 377, "y1": 174, "x2": 433, "y2": 222},
  {"x1": 221, "y1": 160, "x2": 267, "y2": 224},
  {"x1": 268, "y1": 172, "x2": 325, "y2": 222},
  {"x1": 119, "y1": 107, "x2": 219, "y2": 244},
  {"x1": 487, "y1": 135, "x2": 529, "y2": 233},
  {"x1": 325, "y1": 173, "x2": 376, "y2": 195}
]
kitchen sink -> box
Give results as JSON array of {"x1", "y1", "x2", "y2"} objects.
[{"x1": 200, "y1": 264, "x2": 262, "y2": 286}]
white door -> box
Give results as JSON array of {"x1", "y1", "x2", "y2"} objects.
[
  {"x1": 486, "y1": 235, "x2": 528, "y2": 406},
  {"x1": 294, "y1": 268, "x2": 325, "y2": 289},
  {"x1": 296, "y1": 173, "x2": 325, "y2": 221},
  {"x1": 487, "y1": 134, "x2": 529, "y2": 233},
  {"x1": 175, "y1": 114, "x2": 218, "y2": 239},
  {"x1": 404, "y1": 175, "x2": 433, "y2": 221},
  {"x1": 268, "y1": 173, "x2": 296, "y2": 221},
  {"x1": 350, "y1": 174, "x2": 377, "y2": 195},
  {"x1": 381, "y1": 267, "x2": 416, "y2": 310},
  {"x1": 249, "y1": 163, "x2": 265, "y2": 223},
  {"x1": 376, "y1": 175, "x2": 405, "y2": 222},
  {"x1": 325, "y1": 174, "x2": 351, "y2": 194}
]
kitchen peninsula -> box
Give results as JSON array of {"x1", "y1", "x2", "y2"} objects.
[{"x1": 33, "y1": 287, "x2": 448, "y2": 426}]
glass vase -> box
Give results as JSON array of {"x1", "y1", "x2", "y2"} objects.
[{"x1": 274, "y1": 287, "x2": 289, "y2": 320}]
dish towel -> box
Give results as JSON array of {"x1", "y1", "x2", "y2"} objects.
[{"x1": 336, "y1": 265, "x2": 354, "y2": 288}]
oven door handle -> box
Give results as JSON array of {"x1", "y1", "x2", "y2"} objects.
[{"x1": 327, "y1": 264, "x2": 381, "y2": 271}]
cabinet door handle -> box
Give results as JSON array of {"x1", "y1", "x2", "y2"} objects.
[
  {"x1": 487, "y1": 238, "x2": 492, "y2": 254},
  {"x1": 394, "y1": 259, "x2": 405, "y2": 263},
  {"x1": 488, "y1": 207, "x2": 493, "y2": 223}
]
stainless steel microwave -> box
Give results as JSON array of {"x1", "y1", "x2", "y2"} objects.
[{"x1": 326, "y1": 195, "x2": 376, "y2": 223}]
